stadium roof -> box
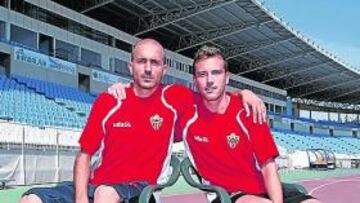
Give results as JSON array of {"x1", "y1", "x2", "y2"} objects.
[{"x1": 53, "y1": 0, "x2": 360, "y2": 105}]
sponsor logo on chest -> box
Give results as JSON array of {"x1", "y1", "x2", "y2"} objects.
[
  {"x1": 194, "y1": 135, "x2": 209, "y2": 143},
  {"x1": 113, "y1": 121, "x2": 132, "y2": 128}
]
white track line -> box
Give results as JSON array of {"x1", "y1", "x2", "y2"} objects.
[
  {"x1": 161, "y1": 176, "x2": 360, "y2": 197},
  {"x1": 309, "y1": 177, "x2": 360, "y2": 195},
  {"x1": 294, "y1": 174, "x2": 360, "y2": 183}
]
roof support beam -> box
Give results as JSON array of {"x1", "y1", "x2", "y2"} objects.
[
  {"x1": 81, "y1": 0, "x2": 114, "y2": 14},
  {"x1": 173, "y1": 20, "x2": 272, "y2": 52},
  {"x1": 284, "y1": 70, "x2": 349, "y2": 90},
  {"x1": 148, "y1": 0, "x2": 198, "y2": 34},
  {"x1": 122, "y1": 0, "x2": 184, "y2": 35},
  {"x1": 347, "y1": 96, "x2": 360, "y2": 104},
  {"x1": 339, "y1": 95, "x2": 360, "y2": 104},
  {"x1": 296, "y1": 78, "x2": 360, "y2": 97},
  {"x1": 225, "y1": 36, "x2": 294, "y2": 59},
  {"x1": 112, "y1": 1, "x2": 141, "y2": 17},
  {"x1": 134, "y1": 0, "x2": 239, "y2": 36},
  {"x1": 238, "y1": 50, "x2": 315, "y2": 75},
  {"x1": 324, "y1": 88, "x2": 360, "y2": 102},
  {"x1": 261, "y1": 62, "x2": 331, "y2": 83},
  {"x1": 314, "y1": 85, "x2": 357, "y2": 101}
]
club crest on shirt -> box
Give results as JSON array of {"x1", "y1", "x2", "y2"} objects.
[
  {"x1": 227, "y1": 133, "x2": 240, "y2": 149},
  {"x1": 150, "y1": 114, "x2": 163, "y2": 131}
]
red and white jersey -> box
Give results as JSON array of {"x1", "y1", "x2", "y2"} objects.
[
  {"x1": 182, "y1": 94, "x2": 279, "y2": 194},
  {"x1": 79, "y1": 84, "x2": 193, "y2": 185}
]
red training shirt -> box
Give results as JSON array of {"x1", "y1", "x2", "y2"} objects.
[
  {"x1": 79, "y1": 84, "x2": 193, "y2": 185},
  {"x1": 182, "y1": 94, "x2": 279, "y2": 194}
]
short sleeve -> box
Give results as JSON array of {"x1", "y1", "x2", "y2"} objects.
[
  {"x1": 79, "y1": 92, "x2": 117, "y2": 155},
  {"x1": 242, "y1": 112, "x2": 279, "y2": 166},
  {"x1": 163, "y1": 84, "x2": 195, "y2": 116},
  {"x1": 163, "y1": 84, "x2": 195, "y2": 142}
]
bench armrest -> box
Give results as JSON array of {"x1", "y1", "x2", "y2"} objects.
[
  {"x1": 138, "y1": 155, "x2": 181, "y2": 203},
  {"x1": 180, "y1": 157, "x2": 231, "y2": 203}
]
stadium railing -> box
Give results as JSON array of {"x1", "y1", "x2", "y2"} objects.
[{"x1": 269, "y1": 112, "x2": 359, "y2": 128}]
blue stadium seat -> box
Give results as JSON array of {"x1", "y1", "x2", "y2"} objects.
[
  {"x1": 273, "y1": 129, "x2": 360, "y2": 155},
  {"x1": 0, "y1": 74, "x2": 96, "y2": 129},
  {"x1": 1, "y1": 73, "x2": 359, "y2": 155}
]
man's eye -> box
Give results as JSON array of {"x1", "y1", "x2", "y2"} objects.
[
  {"x1": 137, "y1": 58, "x2": 146, "y2": 63},
  {"x1": 212, "y1": 70, "x2": 222, "y2": 75},
  {"x1": 196, "y1": 72, "x2": 207, "y2": 77},
  {"x1": 151, "y1": 59, "x2": 161, "y2": 66}
]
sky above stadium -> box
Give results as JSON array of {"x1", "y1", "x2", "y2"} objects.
[{"x1": 262, "y1": 0, "x2": 360, "y2": 69}]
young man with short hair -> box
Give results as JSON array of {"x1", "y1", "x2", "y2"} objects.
[{"x1": 181, "y1": 45, "x2": 321, "y2": 203}]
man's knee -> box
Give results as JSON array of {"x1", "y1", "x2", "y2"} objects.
[
  {"x1": 94, "y1": 185, "x2": 121, "y2": 203},
  {"x1": 20, "y1": 194, "x2": 43, "y2": 203},
  {"x1": 235, "y1": 195, "x2": 271, "y2": 203},
  {"x1": 302, "y1": 199, "x2": 322, "y2": 203}
]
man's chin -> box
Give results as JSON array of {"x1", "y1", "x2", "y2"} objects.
[
  {"x1": 139, "y1": 82, "x2": 157, "y2": 89},
  {"x1": 203, "y1": 94, "x2": 221, "y2": 101},
  {"x1": 205, "y1": 97, "x2": 219, "y2": 101}
]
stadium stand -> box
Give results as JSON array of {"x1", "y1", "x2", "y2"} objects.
[
  {"x1": 270, "y1": 112, "x2": 360, "y2": 129},
  {"x1": 272, "y1": 129, "x2": 360, "y2": 155},
  {"x1": 2, "y1": 73, "x2": 360, "y2": 185},
  {"x1": 2, "y1": 72, "x2": 360, "y2": 158},
  {"x1": 0, "y1": 0, "x2": 360, "y2": 202},
  {"x1": 13, "y1": 75, "x2": 95, "y2": 113},
  {"x1": 0, "y1": 73, "x2": 91, "y2": 129}
]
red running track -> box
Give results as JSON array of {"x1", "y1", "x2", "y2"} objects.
[
  {"x1": 300, "y1": 174, "x2": 360, "y2": 203},
  {"x1": 161, "y1": 175, "x2": 360, "y2": 203}
]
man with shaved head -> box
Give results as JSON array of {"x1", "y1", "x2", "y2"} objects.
[{"x1": 21, "y1": 38, "x2": 266, "y2": 203}]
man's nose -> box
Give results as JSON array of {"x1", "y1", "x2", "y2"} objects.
[
  {"x1": 206, "y1": 73, "x2": 214, "y2": 83},
  {"x1": 144, "y1": 61, "x2": 152, "y2": 74}
]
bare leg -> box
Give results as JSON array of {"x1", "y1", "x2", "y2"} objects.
[
  {"x1": 94, "y1": 185, "x2": 122, "y2": 203},
  {"x1": 235, "y1": 195, "x2": 272, "y2": 203},
  {"x1": 19, "y1": 194, "x2": 43, "y2": 203},
  {"x1": 301, "y1": 199, "x2": 322, "y2": 203}
]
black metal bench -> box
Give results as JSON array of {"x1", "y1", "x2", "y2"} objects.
[
  {"x1": 138, "y1": 155, "x2": 181, "y2": 203},
  {"x1": 180, "y1": 157, "x2": 309, "y2": 203},
  {"x1": 180, "y1": 157, "x2": 232, "y2": 203}
]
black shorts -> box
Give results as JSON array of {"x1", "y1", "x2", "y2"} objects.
[
  {"x1": 212, "y1": 188, "x2": 315, "y2": 203},
  {"x1": 22, "y1": 181, "x2": 153, "y2": 203}
]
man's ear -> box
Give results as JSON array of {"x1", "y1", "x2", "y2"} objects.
[
  {"x1": 128, "y1": 62, "x2": 133, "y2": 75},
  {"x1": 162, "y1": 64, "x2": 168, "y2": 76},
  {"x1": 193, "y1": 76, "x2": 199, "y2": 91},
  {"x1": 225, "y1": 71, "x2": 230, "y2": 85}
]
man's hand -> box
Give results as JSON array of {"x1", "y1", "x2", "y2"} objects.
[
  {"x1": 107, "y1": 82, "x2": 130, "y2": 100},
  {"x1": 238, "y1": 89, "x2": 267, "y2": 124}
]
